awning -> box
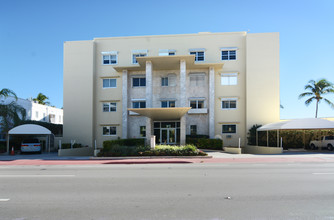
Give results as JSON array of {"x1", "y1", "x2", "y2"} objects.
[
  {"x1": 8, "y1": 124, "x2": 52, "y2": 135},
  {"x1": 128, "y1": 107, "x2": 191, "y2": 120},
  {"x1": 257, "y1": 118, "x2": 334, "y2": 131}
]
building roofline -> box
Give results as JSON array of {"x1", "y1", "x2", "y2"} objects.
[{"x1": 92, "y1": 31, "x2": 248, "y2": 41}]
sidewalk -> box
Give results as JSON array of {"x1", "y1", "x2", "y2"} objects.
[{"x1": 1, "y1": 150, "x2": 334, "y2": 165}]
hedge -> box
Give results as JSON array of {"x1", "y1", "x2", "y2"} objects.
[
  {"x1": 186, "y1": 136, "x2": 223, "y2": 150},
  {"x1": 103, "y1": 138, "x2": 145, "y2": 152},
  {"x1": 61, "y1": 143, "x2": 86, "y2": 149},
  {"x1": 98, "y1": 142, "x2": 207, "y2": 157},
  {"x1": 0, "y1": 141, "x2": 6, "y2": 153}
]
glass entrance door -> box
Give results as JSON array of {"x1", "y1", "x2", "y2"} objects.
[{"x1": 161, "y1": 128, "x2": 176, "y2": 144}]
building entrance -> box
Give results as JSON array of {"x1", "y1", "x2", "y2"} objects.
[{"x1": 154, "y1": 121, "x2": 180, "y2": 144}]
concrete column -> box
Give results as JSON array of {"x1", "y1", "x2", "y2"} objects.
[
  {"x1": 146, "y1": 117, "x2": 153, "y2": 145},
  {"x1": 122, "y1": 69, "x2": 128, "y2": 139},
  {"x1": 209, "y1": 67, "x2": 215, "y2": 138},
  {"x1": 145, "y1": 61, "x2": 153, "y2": 108},
  {"x1": 180, "y1": 60, "x2": 186, "y2": 107},
  {"x1": 180, "y1": 115, "x2": 186, "y2": 145}
]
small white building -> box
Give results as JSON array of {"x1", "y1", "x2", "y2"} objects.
[{"x1": 0, "y1": 96, "x2": 63, "y2": 140}]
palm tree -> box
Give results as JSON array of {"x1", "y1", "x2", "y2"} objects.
[
  {"x1": 299, "y1": 79, "x2": 334, "y2": 118},
  {"x1": 0, "y1": 88, "x2": 17, "y2": 100},
  {"x1": 0, "y1": 88, "x2": 26, "y2": 134},
  {"x1": 33, "y1": 93, "x2": 50, "y2": 105}
]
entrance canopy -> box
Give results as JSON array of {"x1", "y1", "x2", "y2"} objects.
[
  {"x1": 257, "y1": 118, "x2": 334, "y2": 131},
  {"x1": 128, "y1": 107, "x2": 191, "y2": 120},
  {"x1": 8, "y1": 124, "x2": 51, "y2": 135}
]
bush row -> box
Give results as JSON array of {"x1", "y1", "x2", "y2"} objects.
[
  {"x1": 61, "y1": 143, "x2": 86, "y2": 149},
  {"x1": 186, "y1": 136, "x2": 223, "y2": 150},
  {"x1": 98, "y1": 143, "x2": 207, "y2": 157},
  {"x1": 103, "y1": 138, "x2": 145, "y2": 152}
]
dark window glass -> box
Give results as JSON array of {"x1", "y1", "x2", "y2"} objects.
[
  {"x1": 140, "y1": 78, "x2": 146, "y2": 86},
  {"x1": 190, "y1": 101, "x2": 197, "y2": 108},
  {"x1": 222, "y1": 125, "x2": 236, "y2": 134}
]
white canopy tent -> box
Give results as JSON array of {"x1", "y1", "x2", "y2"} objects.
[
  {"x1": 7, "y1": 124, "x2": 52, "y2": 154},
  {"x1": 256, "y1": 118, "x2": 334, "y2": 147}
]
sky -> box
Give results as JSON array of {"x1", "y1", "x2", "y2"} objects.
[{"x1": 1, "y1": 0, "x2": 333, "y2": 119}]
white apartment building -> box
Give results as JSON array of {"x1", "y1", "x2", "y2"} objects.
[
  {"x1": 63, "y1": 31, "x2": 280, "y2": 148},
  {"x1": 0, "y1": 97, "x2": 63, "y2": 140}
]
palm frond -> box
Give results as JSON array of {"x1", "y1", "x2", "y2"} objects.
[
  {"x1": 305, "y1": 97, "x2": 314, "y2": 106},
  {"x1": 0, "y1": 88, "x2": 18, "y2": 100},
  {"x1": 298, "y1": 92, "x2": 313, "y2": 99},
  {"x1": 323, "y1": 98, "x2": 334, "y2": 109}
]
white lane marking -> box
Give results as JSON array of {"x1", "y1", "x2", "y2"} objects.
[
  {"x1": 0, "y1": 199, "x2": 10, "y2": 202},
  {"x1": 312, "y1": 173, "x2": 334, "y2": 175},
  {"x1": 0, "y1": 175, "x2": 75, "y2": 178}
]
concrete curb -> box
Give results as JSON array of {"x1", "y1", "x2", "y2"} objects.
[{"x1": 90, "y1": 156, "x2": 213, "y2": 160}]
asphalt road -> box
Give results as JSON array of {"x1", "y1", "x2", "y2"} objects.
[{"x1": 1, "y1": 163, "x2": 334, "y2": 220}]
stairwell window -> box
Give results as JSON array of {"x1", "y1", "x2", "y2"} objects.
[
  {"x1": 221, "y1": 73, "x2": 238, "y2": 85},
  {"x1": 103, "y1": 102, "x2": 117, "y2": 112},
  {"x1": 221, "y1": 98, "x2": 237, "y2": 110},
  {"x1": 103, "y1": 78, "x2": 117, "y2": 88},
  {"x1": 190, "y1": 125, "x2": 197, "y2": 135},
  {"x1": 222, "y1": 124, "x2": 236, "y2": 134},
  {"x1": 103, "y1": 126, "x2": 116, "y2": 136}
]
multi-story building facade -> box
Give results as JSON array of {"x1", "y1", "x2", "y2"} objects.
[{"x1": 63, "y1": 31, "x2": 279, "y2": 148}]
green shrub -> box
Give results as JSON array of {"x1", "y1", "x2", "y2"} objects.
[
  {"x1": 103, "y1": 138, "x2": 145, "y2": 151},
  {"x1": 61, "y1": 143, "x2": 85, "y2": 149},
  {"x1": 98, "y1": 143, "x2": 207, "y2": 157},
  {"x1": 186, "y1": 137, "x2": 222, "y2": 150}
]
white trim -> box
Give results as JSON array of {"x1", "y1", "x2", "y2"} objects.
[
  {"x1": 189, "y1": 48, "x2": 206, "y2": 52},
  {"x1": 101, "y1": 51, "x2": 118, "y2": 55},
  {"x1": 189, "y1": 72, "x2": 205, "y2": 76},
  {"x1": 189, "y1": 97, "x2": 206, "y2": 100},
  {"x1": 131, "y1": 98, "x2": 146, "y2": 101},
  {"x1": 220, "y1": 47, "x2": 238, "y2": 51},
  {"x1": 132, "y1": 49, "x2": 148, "y2": 54}
]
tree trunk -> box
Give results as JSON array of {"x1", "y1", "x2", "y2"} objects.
[{"x1": 315, "y1": 100, "x2": 319, "y2": 118}]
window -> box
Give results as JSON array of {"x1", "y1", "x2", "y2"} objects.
[
  {"x1": 102, "y1": 51, "x2": 118, "y2": 65},
  {"x1": 161, "y1": 77, "x2": 168, "y2": 86},
  {"x1": 190, "y1": 125, "x2": 197, "y2": 135},
  {"x1": 132, "y1": 77, "x2": 146, "y2": 87},
  {"x1": 159, "y1": 49, "x2": 176, "y2": 56},
  {"x1": 190, "y1": 51, "x2": 205, "y2": 61},
  {"x1": 103, "y1": 102, "x2": 117, "y2": 112},
  {"x1": 140, "y1": 126, "x2": 146, "y2": 137},
  {"x1": 221, "y1": 73, "x2": 237, "y2": 85},
  {"x1": 103, "y1": 55, "x2": 117, "y2": 65},
  {"x1": 103, "y1": 78, "x2": 117, "y2": 88},
  {"x1": 132, "y1": 50, "x2": 147, "y2": 64},
  {"x1": 132, "y1": 101, "x2": 146, "y2": 108},
  {"x1": 103, "y1": 126, "x2": 116, "y2": 136},
  {"x1": 222, "y1": 124, "x2": 236, "y2": 134},
  {"x1": 189, "y1": 73, "x2": 205, "y2": 87},
  {"x1": 190, "y1": 100, "x2": 204, "y2": 109},
  {"x1": 221, "y1": 48, "x2": 237, "y2": 60},
  {"x1": 161, "y1": 100, "x2": 175, "y2": 108},
  {"x1": 43, "y1": 113, "x2": 46, "y2": 121},
  {"x1": 221, "y1": 99, "x2": 237, "y2": 109}
]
